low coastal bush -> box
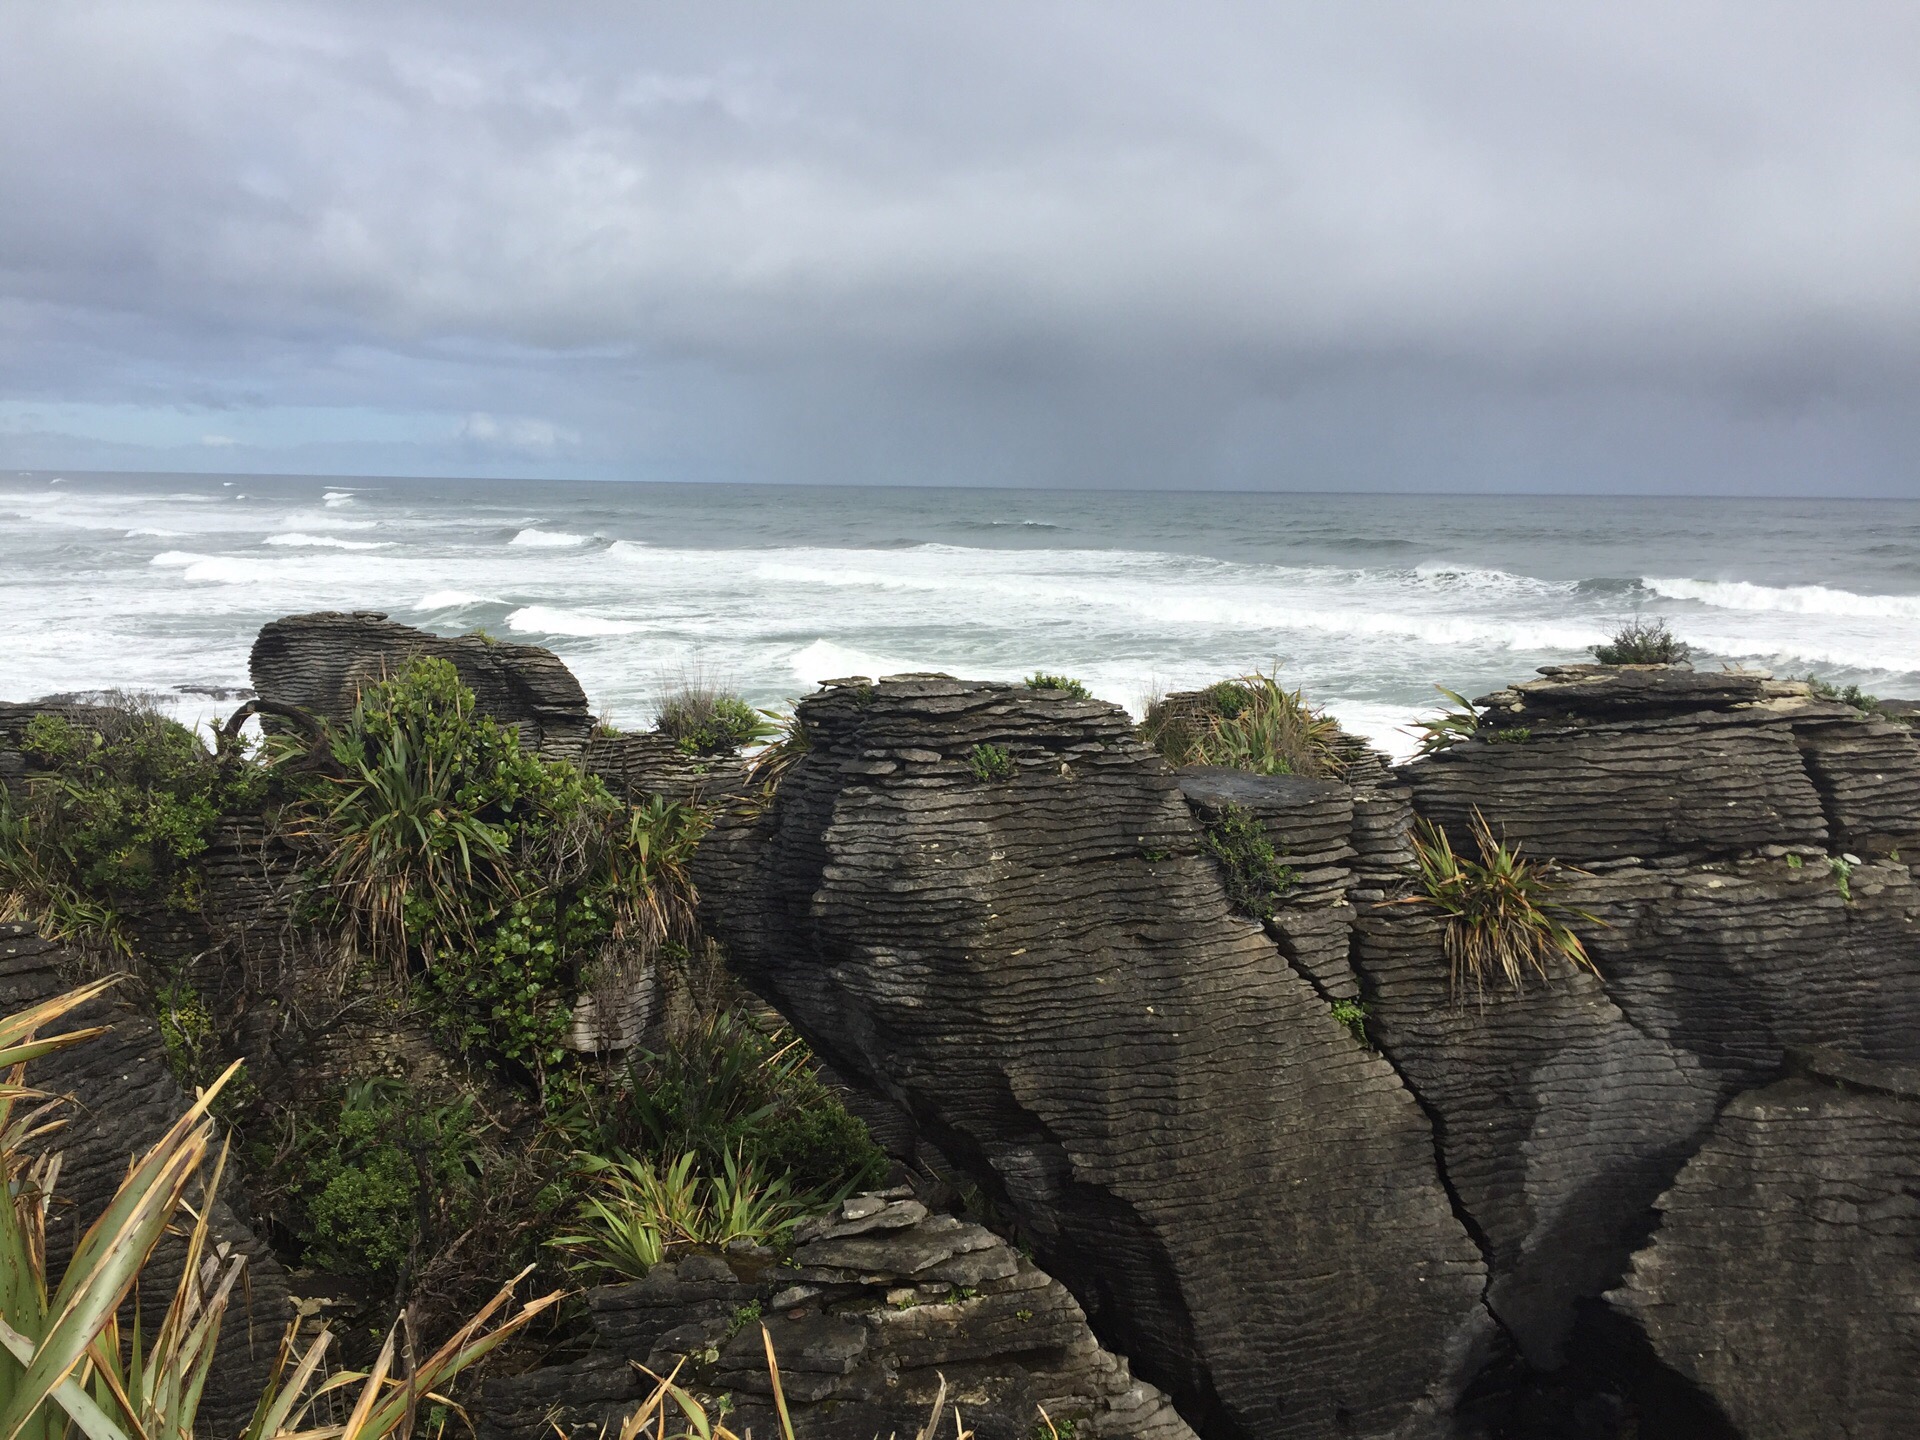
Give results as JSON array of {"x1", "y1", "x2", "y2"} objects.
[
  {"x1": 1399, "y1": 809, "x2": 1599, "y2": 998},
  {"x1": 1025, "y1": 672, "x2": 1091, "y2": 698},
  {"x1": 265, "y1": 1076, "x2": 489, "y2": 1287},
  {"x1": 283, "y1": 657, "x2": 708, "y2": 1085},
  {"x1": 1591, "y1": 617, "x2": 1690, "y2": 665},
  {"x1": 654, "y1": 680, "x2": 775, "y2": 756},
  {"x1": 1201, "y1": 803, "x2": 1295, "y2": 920},
  {"x1": 0, "y1": 702, "x2": 262, "y2": 953},
  {"x1": 597, "y1": 1010, "x2": 888, "y2": 1198},
  {"x1": 1142, "y1": 670, "x2": 1348, "y2": 778}
]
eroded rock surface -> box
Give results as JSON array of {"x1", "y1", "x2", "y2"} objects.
[
  {"x1": 1356, "y1": 665, "x2": 1920, "y2": 1376},
  {"x1": 697, "y1": 677, "x2": 1488, "y2": 1440},
  {"x1": 1604, "y1": 1050, "x2": 1920, "y2": 1440},
  {"x1": 478, "y1": 1191, "x2": 1198, "y2": 1440}
]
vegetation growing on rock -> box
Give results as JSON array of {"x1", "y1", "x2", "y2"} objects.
[
  {"x1": 1141, "y1": 670, "x2": 1350, "y2": 777},
  {"x1": 1591, "y1": 616, "x2": 1690, "y2": 665},
  {"x1": 1400, "y1": 809, "x2": 1599, "y2": 998}
]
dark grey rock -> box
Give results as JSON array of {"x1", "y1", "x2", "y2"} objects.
[
  {"x1": 697, "y1": 677, "x2": 1489, "y2": 1440},
  {"x1": 1604, "y1": 1054, "x2": 1920, "y2": 1439},
  {"x1": 248, "y1": 611, "x2": 593, "y2": 759}
]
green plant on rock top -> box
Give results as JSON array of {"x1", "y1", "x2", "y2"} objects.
[
  {"x1": 1141, "y1": 670, "x2": 1349, "y2": 778},
  {"x1": 1411, "y1": 686, "x2": 1483, "y2": 757},
  {"x1": 1399, "y1": 809, "x2": 1600, "y2": 999},
  {"x1": 654, "y1": 682, "x2": 776, "y2": 757},
  {"x1": 1592, "y1": 617, "x2": 1690, "y2": 665},
  {"x1": 1202, "y1": 803, "x2": 1295, "y2": 921},
  {"x1": 548, "y1": 1148, "x2": 809, "y2": 1280},
  {"x1": 282, "y1": 657, "x2": 710, "y2": 1085},
  {"x1": 1025, "y1": 673, "x2": 1091, "y2": 699},
  {"x1": 1804, "y1": 676, "x2": 1891, "y2": 718},
  {"x1": 968, "y1": 743, "x2": 1017, "y2": 783}
]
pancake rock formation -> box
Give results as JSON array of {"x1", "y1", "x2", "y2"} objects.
[{"x1": 697, "y1": 675, "x2": 1490, "y2": 1440}]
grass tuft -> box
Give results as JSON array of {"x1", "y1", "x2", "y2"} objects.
[{"x1": 968, "y1": 743, "x2": 1017, "y2": 782}]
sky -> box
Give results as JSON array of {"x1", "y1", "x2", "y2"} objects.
[{"x1": 2, "y1": 2, "x2": 1917, "y2": 494}]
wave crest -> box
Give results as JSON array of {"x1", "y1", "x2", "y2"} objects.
[{"x1": 1644, "y1": 577, "x2": 1920, "y2": 620}]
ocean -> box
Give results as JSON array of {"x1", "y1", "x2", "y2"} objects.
[{"x1": 4, "y1": 471, "x2": 1918, "y2": 761}]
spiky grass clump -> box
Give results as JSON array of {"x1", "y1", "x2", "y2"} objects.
[
  {"x1": 549, "y1": 1148, "x2": 811, "y2": 1279},
  {"x1": 1142, "y1": 670, "x2": 1349, "y2": 778},
  {"x1": 1592, "y1": 618, "x2": 1690, "y2": 665},
  {"x1": 1401, "y1": 809, "x2": 1599, "y2": 999}
]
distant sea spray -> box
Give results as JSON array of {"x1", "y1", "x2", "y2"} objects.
[{"x1": 4, "y1": 474, "x2": 1918, "y2": 760}]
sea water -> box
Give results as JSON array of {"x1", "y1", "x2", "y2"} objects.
[{"x1": 4, "y1": 471, "x2": 1917, "y2": 760}]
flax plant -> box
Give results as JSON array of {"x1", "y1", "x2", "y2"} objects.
[{"x1": 1399, "y1": 810, "x2": 1600, "y2": 999}]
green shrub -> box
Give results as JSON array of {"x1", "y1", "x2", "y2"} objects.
[
  {"x1": 0, "y1": 704, "x2": 261, "y2": 951},
  {"x1": 1142, "y1": 671, "x2": 1348, "y2": 778},
  {"x1": 1400, "y1": 810, "x2": 1599, "y2": 998},
  {"x1": 1830, "y1": 853, "x2": 1858, "y2": 902},
  {"x1": 1592, "y1": 618, "x2": 1690, "y2": 665},
  {"x1": 1025, "y1": 673, "x2": 1091, "y2": 699},
  {"x1": 274, "y1": 1077, "x2": 487, "y2": 1284},
  {"x1": 1805, "y1": 677, "x2": 1889, "y2": 717},
  {"x1": 1202, "y1": 803, "x2": 1295, "y2": 920},
  {"x1": 654, "y1": 683, "x2": 774, "y2": 757},
  {"x1": 283, "y1": 658, "x2": 708, "y2": 1085},
  {"x1": 968, "y1": 743, "x2": 1017, "y2": 782}
]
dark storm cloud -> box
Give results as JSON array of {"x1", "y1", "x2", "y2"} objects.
[{"x1": 2, "y1": 1, "x2": 1916, "y2": 491}]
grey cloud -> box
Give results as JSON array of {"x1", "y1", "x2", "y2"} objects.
[{"x1": 1, "y1": 0, "x2": 1916, "y2": 490}]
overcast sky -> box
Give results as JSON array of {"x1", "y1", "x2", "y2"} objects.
[{"x1": 2, "y1": 2, "x2": 1916, "y2": 493}]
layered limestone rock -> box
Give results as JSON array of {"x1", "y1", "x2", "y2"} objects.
[
  {"x1": 1604, "y1": 1050, "x2": 1920, "y2": 1440},
  {"x1": 0, "y1": 924, "x2": 297, "y2": 1437},
  {"x1": 697, "y1": 677, "x2": 1489, "y2": 1440},
  {"x1": 249, "y1": 610, "x2": 594, "y2": 760},
  {"x1": 480, "y1": 1191, "x2": 1197, "y2": 1440},
  {"x1": 1353, "y1": 664, "x2": 1920, "y2": 1376}
]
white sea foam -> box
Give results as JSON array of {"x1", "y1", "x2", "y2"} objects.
[
  {"x1": 509, "y1": 527, "x2": 592, "y2": 548},
  {"x1": 1644, "y1": 576, "x2": 1920, "y2": 621},
  {"x1": 149, "y1": 551, "x2": 203, "y2": 567},
  {"x1": 265, "y1": 532, "x2": 388, "y2": 550},
  {"x1": 789, "y1": 639, "x2": 924, "y2": 686},
  {"x1": 322, "y1": 490, "x2": 355, "y2": 507},
  {"x1": 505, "y1": 605, "x2": 646, "y2": 636},
  {"x1": 418, "y1": 590, "x2": 496, "y2": 609}
]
